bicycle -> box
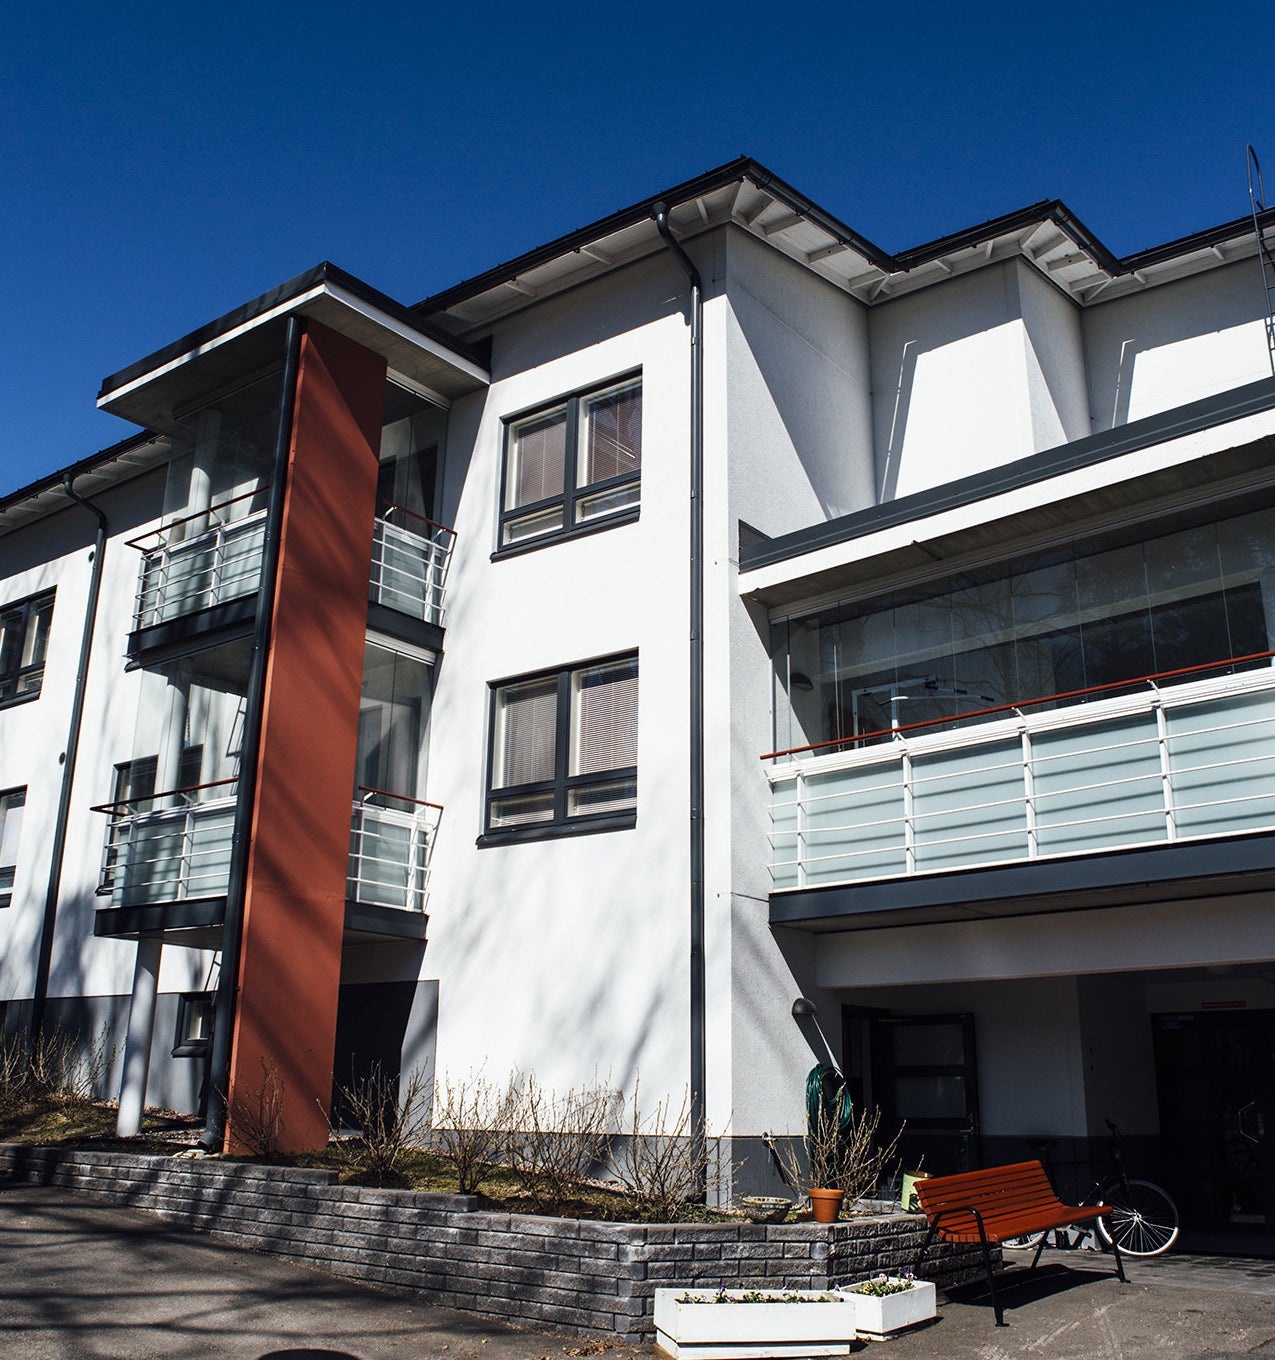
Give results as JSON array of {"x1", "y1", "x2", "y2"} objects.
[{"x1": 1002, "y1": 1120, "x2": 1179, "y2": 1257}]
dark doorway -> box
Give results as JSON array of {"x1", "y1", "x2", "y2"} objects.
[
  {"x1": 868, "y1": 1013, "x2": 980, "y2": 1175},
  {"x1": 1153, "y1": 1009, "x2": 1275, "y2": 1231}
]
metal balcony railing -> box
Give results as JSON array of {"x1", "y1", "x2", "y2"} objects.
[
  {"x1": 369, "y1": 507, "x2": 455, "y2": 628},
  {"x1": 347, "y1": 787, "x2": 442, "y2": 913},
  {"x1": 128, "y1": 491, "x2": 268, "y2": 632},
  {"x1": 94, "y1": 780, "x2": 238, "y2": 907},
  {"x1": 767, "y1": 657, "x2": 1275, "y2": 891}
]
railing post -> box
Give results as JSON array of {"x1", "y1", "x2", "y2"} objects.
[
  {"x1": 1021, "y1": 722, "x2": 1037, "y2": 858},
  {"x1": 795, "y1": 770, "x2": 807, "y2": 890},
  {"x1": 1154, "y1": 689, "x2": 1176, "y2": 840},
  {"x1": 902, "y1": 750, "x2": 916, "y2": 875}
]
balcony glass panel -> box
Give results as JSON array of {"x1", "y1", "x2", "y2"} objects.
[
  {"x1": 99, "y1": 791, "x2": 236, "y2": 907},
  {"x1": 133, "y1": 510, "x2": 267, "y2": 631},
  {"x1": 369, "y1": 512, "x2": 454, "y2": 627},
  {"x1": 347, "y1": 793, "x2": 440, "y2": 912}
]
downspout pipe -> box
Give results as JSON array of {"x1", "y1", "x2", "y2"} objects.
[
  {"x1": 30, "y1": 477, "x2": 109, "y2": 1040},
  {"x1": 653, "y1": 203, "x2": 707, "y2": 1173},
  {"x1": 201, "y1": 314, "x2": 303, "y2": 1151}
]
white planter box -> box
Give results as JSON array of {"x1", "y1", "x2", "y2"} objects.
[
  {"x1": 838, "y1": 1277, "x2": 937, "y2": 1340},
  {"x1": 653, "y1": 1288, "x2": 858, "y2": 1359}
]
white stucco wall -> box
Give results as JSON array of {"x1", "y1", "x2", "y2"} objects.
[
  {"x1": 1084, "y1": 260, "x2": 1272, "y2": 431},
  {"x1": 420, "y1": 250, "x2": 704, "y2": 1110},
  {"x1": 0, "y1": 470, "x2": 215, "y2": 1009}
]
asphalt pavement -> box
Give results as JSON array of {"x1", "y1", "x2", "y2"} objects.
[{"x1": 5, "y1": 1179, "x2": 1275, "y2": 1360}]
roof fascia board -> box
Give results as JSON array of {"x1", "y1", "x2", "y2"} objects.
[
  {"x1": 417, "y1": 162, "x2": 1275, "y2": 327},
  {"x1": 100, "y1": 263, "x2": 486, "y2": 404},
  {"x1": 0, "y1": 430, "x2": 162, "y2": 518}
]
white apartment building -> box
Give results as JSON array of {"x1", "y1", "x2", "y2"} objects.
[{"x1": 3, "y1": 159, "x2": 1275, "y2": 1237}]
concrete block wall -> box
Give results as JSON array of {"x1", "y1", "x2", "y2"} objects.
[{"x1": 1, "y1": 1146, "x2": 983, "y2": 1341}]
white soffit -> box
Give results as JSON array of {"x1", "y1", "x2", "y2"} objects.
[{"x1": 433, "y1": 175, "x2": 1267, "y2": 333}]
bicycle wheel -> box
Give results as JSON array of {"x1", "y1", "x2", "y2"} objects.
[
  {"x1": 1001, "y1": 1231, "x2": 1051, "y2": 1250},
  {"x1": 1097, "y1": 1179, "x2": 1179, "y2": 1256}
]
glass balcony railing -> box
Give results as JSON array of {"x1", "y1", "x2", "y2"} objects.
[
  {"x1": 95, "y1": 781, "x2": 238, "y2": 907},
  {"x1": 129, "y1": 493, "x2": 268, "y2": 632},
  {"x1": 369, "y1": 507, "x2": 455, "y2": 629},
  {"x1": 347, "y1": 788, "x2": 441, "y2": 913},
  {"x1": 768, "y1": 659, "x2": 1275, "y2": 892}
]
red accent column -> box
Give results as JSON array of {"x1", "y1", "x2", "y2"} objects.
[{"x1": 225, "y1": 320, "x2": 386, "y2": 1152}]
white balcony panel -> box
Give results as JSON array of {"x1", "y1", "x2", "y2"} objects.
[
  {"x1": 911, "y1": 740, "x2": 1026, "y2": 871},
  {"x1": 1031, "y1": 715, "x2": 1165, "y2": 856},
  {"x1": 102, "y1": 798, "x2": 236, "y2": 907},
  {"x1": 1167, "y1": 688, "x2": 1275, "y2": 837},
  {"x1": 769, "y1": 671, "x2": 1275, "y2": 892},
  {"x1": 369, "y1": 516, "x2": 453, "y2": 628},
  {"x1": 347, "y1": 796, "x2": 441, "y2": 912},
  {"x1": 134, "y1": 512, "x2": 267, "y2": 631}
]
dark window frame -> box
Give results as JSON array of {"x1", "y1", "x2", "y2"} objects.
[
  {"x1": 480, "y1": 651, "x2": 638, "y2": 845},
  {"x1": 172, "y1": 991, "x2": 213, "y2": 1057},
  {"x1": 494, "y1": 372, "x2": 641, "y2": 556},
  {"x1": 0, "y1": 589, "x2": 54, "y2": 709},
  {"x1": 0, "y1": 785, "x2": 25, "y2": 909}
]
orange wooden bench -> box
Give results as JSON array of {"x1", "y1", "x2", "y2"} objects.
[{"x1": 913, "y1": 1159, "x2": 1125, "y2": 1325}]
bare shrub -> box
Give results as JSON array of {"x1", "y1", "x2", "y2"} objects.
[
  {"x1": 0, "y1": 1024, "x2": 115, "y2": 1111},
  {"x1": 505, "y1": 1074, "x2": 621, "y2": 1213},
  {"x1": 768, "y1": 1102, "x2": 904, "y2": 1209},
  {"x1": 430, "y1": 1071, "x2": 519, "y2": 1194},
  {"x1": 332, "y1": 1063, "x2": 431, "y2": 1182},
  {"x1": 611, "y1": 1082, "x2": 728, "y2": 1218},
  {"x1": 231, "y1": 1057, "x2": 285, "y2": 1158}
]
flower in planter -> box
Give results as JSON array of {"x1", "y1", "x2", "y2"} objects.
[{"x1": 852, "y1": 1273, "x2": 916, "y2": 1298}]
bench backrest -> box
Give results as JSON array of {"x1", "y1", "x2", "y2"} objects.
[{"x1": 914, "y1": 1159, "x2": 1061, "y2": 1230}]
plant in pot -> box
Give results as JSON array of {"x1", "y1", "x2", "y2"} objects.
[{"x1": 771, "y1": 1068, "x2": 903, "y2": 1223}]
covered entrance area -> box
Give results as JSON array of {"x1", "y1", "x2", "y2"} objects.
[{"x1": 789, "y1": 888, "x2": 1275, "y2": 1251}]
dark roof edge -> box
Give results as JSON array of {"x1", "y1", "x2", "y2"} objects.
[
  {"x1": 741, "y1": 376, "x2": 1275, "y2": 574},
  {"x1": 0, "y1": 428, "x2": 159, "y2": 516},
  {"x1": 412, "y1": 157, "x2": 757, "y2": 316},
  {"x1": 415, "y1": 158, "x2": 1275, "y2": 322},
  {"x1": 99, "y1": 262, "x2": 486, "y2": 401}
]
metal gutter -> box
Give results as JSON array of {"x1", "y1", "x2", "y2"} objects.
[
  {"x1": 29, "y1": 476, "x2": 109, "y2": 1038},
  {"x1": 652, "y1": 203, "x2": 707, "y2": 1174},
  {"x1": 200, "y1": 315, "x2": 302, "y2": 1152}
]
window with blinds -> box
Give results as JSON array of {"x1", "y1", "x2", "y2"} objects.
[
  {"x1": 0, "y1": 787, "x2": 26, "y2": 908},
  {"x1": 486, "y1": 654, "x2": 638, "y2": 837},
  {"x1": 500, "y1": 376, "x2": 641, "y2": 549}
]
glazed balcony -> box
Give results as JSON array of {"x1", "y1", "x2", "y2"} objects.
[
  {"x1": 128, "y1": 492, "x2": 267, "y2": 643},
  {"x1": 369, "y1": 507, "x2": 455, "y2": 630},
  {"x1": 94, "y1": 782, "x2": 441, "y2": 941},
  {"x1": 347, "y1": 788, "x2": 442, "y2": 914},
  {"x1": 96, "y1": 780, "x2": 237, "y2": 908},
  {"x1": 768, "y1": 656, "x2": 1275, "y2": 894}
]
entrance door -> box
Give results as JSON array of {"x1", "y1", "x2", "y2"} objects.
[
  {"x1": 868, "y1": 1014, "x2": 980, "y2": 1175},
  {"x1": 1153, "y1": 1010, "x2": 1275, "y2": 1228}
]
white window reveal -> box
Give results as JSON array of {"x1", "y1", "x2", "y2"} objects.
[{"x1": 0, "y1": 788, "x2": 26, "y2": 908}]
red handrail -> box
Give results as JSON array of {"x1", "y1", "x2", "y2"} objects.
[
  {"x1": 378, "y1": 504, "x2": 457, "y2": 540},
  {"x1": 761, "y1": 648, "x2": 1275, "y2": 762},
  {"x1": 356, "y1": 785, "x2": 444, "y2": 812},
  {"x1": 126, "y1": 488, "x2": 269, "y2": 552},
  {"x1": 91, "y1": 777, "x2": 239, "y2": 816}
]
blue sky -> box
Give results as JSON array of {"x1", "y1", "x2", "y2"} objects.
[{"x1": 3, "y1": 0, "x2": 1272, "y2": 495}]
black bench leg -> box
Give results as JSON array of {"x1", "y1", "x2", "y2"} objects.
[
  {"x1": 1110, "y1": 1233, "x2": 1126, "y2": 1283},
  {"x1": 1030, "y1": 1232, "x2": 1050, "y2": 1271},
  {"x1": 975, "y1": 1221, "x2": 1005, "y2": 1327}
]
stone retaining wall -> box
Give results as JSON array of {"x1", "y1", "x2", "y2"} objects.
[{"x1": 1, "y1": 1145, "x2": 985, "y2": 1341}]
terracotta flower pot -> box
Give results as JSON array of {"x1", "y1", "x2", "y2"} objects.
[{"x1": 809, "y1": 1187, "x2": 845, "y2": 1223}]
